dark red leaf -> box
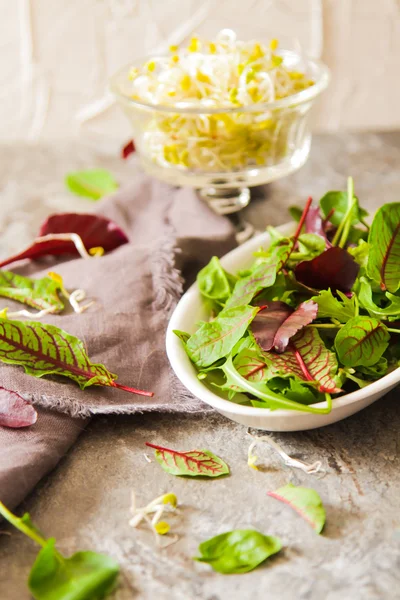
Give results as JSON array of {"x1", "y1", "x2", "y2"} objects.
[
  {"x1": 251, "y1": 301, "x2": 318, "y2": 353},
  {"x1": 294, "y1": 247, "x2": 360, "y2": 293},
  {"x1": 251, "y1": 302, "x2": 292, "y2": 351},
  {"x1": 305, "y1": 206, "x2": 332, "y2": 247},
  {"x1": 122, "y1": 139, "x2": 136, "y2": 159},
  {"x1": 0, "y1": 213, "x2": 129, "y2": 268},
  {"x1": 0, "y1": 387, "x2": 37, "y2": 428}
]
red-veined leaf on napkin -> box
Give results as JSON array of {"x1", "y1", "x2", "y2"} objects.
[
  {"x1": 265, "y1": 327, "x2": 342, "y2": 393},
  {"x1": 145, "y1": 442, "x2": 229, "y2": 477},
  {"x1": 251, "y1": 300, "x2": 318, "y2": 353},
  {"x1": 0, "y1": 318, "x2": 153, "y2": 397},
  {"x1": 0, "y1": 386, "x2": 37, "y2": 428},
  {"x1": 0, "y1": 213, "x2": 129, "y2": 268},
  {"x1": 295, "y1": 246, "x2": 360, "y2": 293},
  {"x1": 0, "y1": 271, "x2": 64, "y2": 314},
  {"x1": 268, "y1": 483, "x2": 326, "y2": 534},
  {"x1": 121, "y1": 139, "x2": 136, "y2": 159},
  {"x1": 367, "y1": 202, "x2": 400, "y2": 293}
]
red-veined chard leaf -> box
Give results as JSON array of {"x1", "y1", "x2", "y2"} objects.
[
  {"x1": 65, "y1": 169, "x2": 118, "y2": 200},
  {"x1": 367, "y1": 202, "x2": 400, "y2": 293},
  {"x1": 0, "y1": 271, "x2": 64, "y2": 314},
  {"x1": 268, "y1": 483, "x2": 326, "y2": 534},
  {"x1": 222, "y1": 355, "x2": 333, "y2": 413},
  {"x1": 251, "y1": 300, "x2": 318, "y2": 353},
  {"x1": 145, "y1": 442, "x2": 229, "y2": 477},
  {"x1": 0, "y1": 318, "x2": 153, "y2": 397},
  {"x1": 358, "y1": 277, "x2": 400, "y2": 319},
  {"x1": 186, "y1": 305, "x2": 258, "y2": 368},
  {"x1": 233, "y1": 348, "x2": 271, "y2": 383},
  {"x1": 226, "y1": 241, "x2": 293, "y2": 309},
  {"x1": 0, "y1": 386, "x2": 37, "y2": 428},
  {"x1": 121, "y1": 139, "x2": 136, "y2": 159},
  {"x1": 195, "y1": 529, "x2": 282, "y2": 574},
  {"x1": 295, "y1": 246, "x2": 360, "y2": 293},
  {"x1": 311, "y1": 289, "x2": 356, "y2": 323},
  {"x1": 0, "y1": 213, "x2": 129, "y2": 269},
  {"x1": 334, "y1": 316, "x2": 390, "y2": 367},
  {"x1": 0, "y1": 502, "x2": 120, "y2": 600},
  {"x1": 265, "y1": 327, "x2": 342, "y2": 393}
]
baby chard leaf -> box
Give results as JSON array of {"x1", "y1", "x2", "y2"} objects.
[
  {"x1": 145, "y1": 442, "x2": 229, "y2": 477},
  {"x1": 226, "y1": 241, "x2": 292, "y2": 309},
  {"x1": 0, "y1": 386, "x2": 37, "y2": 428},
  {"x1": 251, "y1": 300, "x2": 318, "y2": 353},
  {"x1": 65, "y1": 169, "x2": 118, "y2": 200},
  {"x1": 233, "y1": 347, "x2": 271, "y2": 383},
  {"x1": 0, "y1": 213, "x2": 129, "y2": 269},
  {"x1": 295, "y1": 247, "x2": 360, "y2": 293},
  {"x1": 367, "y1": 202, "x2": 400, "y2": 293},
  {"x1": 0, "y1": 318, "x2": 154, "y2": 397},
  {"x1": 186, "y1": 305, "x2": 258, "y2": 368},
  {"x1": 0, "y1": 502, "x2": 119, "y2": 600},
  {"x1": 0, "y1": 271, "x2": 64, "y2": 314},
  {"x1": 334, "y1": 316, "x2": 390, "y2": 367},
  {"x1": 195, "y1": 529, "x2": 282, "y2": 574},
  {"x1": 311, "y1": 289, "x2": 356, "y2": 323},
  {"x1": 268, "y1": 483, "x2": 326, "y2": 534},
  {"x1": 265, "y1": 327, "x2": 342, "y2": 393}
]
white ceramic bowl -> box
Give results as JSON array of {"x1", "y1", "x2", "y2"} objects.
[{"x1": 166, "y1": 224, "x2": 400, "y2": 431}]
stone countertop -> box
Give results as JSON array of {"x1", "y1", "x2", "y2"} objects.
[{"x1": 0, "y1": 132, "x2": 399, "y2": 600}]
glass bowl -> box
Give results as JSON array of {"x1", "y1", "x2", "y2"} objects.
[{"x1": 111, "y1": 51, "x2": 330, "y2": 214}]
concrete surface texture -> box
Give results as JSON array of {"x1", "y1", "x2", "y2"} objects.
[{"x1": 0, "y1": 132, "x2": 400, "y2": 599}]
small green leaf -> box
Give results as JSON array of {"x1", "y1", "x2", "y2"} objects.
[
  {"x1": 268, "y1": 483, "x2": 326, "y2": 534},
  {"x1": 367, "y1": 202, "x2": 400, "y2": 293},
  {"x1": 146, "y1": 442, "x2": 229, "y2": 477},
  {"x1": 358, "y1": 277, "x2": 400, "y2": 319},
  {"x1": 197, "y1": 257, "x2": 237, "y2": 308},
  {"x1": 195, "y1": 529, "x2": 281, "y2": 574},
  {"x1": 311, "y1": 289, "x2": 356, "y2": 323},
  {"x1": 65, "y1": 169, "x2": 118, "y2": 200},
  {"x1": 319, "y1": 191, "x2": 367, "y2": 227},
  {"x1": 173, "y1": 329, "x2": 191, "y2": 344},
  {"x1": 0, "y1": 271, "x2": 64, "y2": 314},
  {"x1": 335, "y1": 316, "x2": 390, "y2": 367},
  {"x1": 186, "y1": 305, "x2": 258, "y2": 368},
  {"x1": 347, "y1": 240, "x2": 369, "y2": 267},
  {"x1": 289, "y1": 206, "x2": 302, "y2": 222},
  {"x1": 29, "y1": 541, "x2": 119, "y2": 600}
]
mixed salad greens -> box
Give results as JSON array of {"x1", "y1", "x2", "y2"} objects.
[
  {"x1": 175, "y1": 178, "x2": 400, "y2": 413},
  {"x1": 127, "y1": 29, "x2": 315, "y2": 172}
]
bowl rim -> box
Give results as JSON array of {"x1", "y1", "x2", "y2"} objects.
[
  {"x1": 110, "y1": 50, "x2": 330, "y2": 115},
  {"x1": 166, "y1": 225, "x2": 400, "y2": 418}
]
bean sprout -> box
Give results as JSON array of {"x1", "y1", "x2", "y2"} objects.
[{"x1": 128, "y1": 30, "x2": 314, "y2": 172}]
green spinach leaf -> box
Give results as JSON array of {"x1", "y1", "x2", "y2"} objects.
[{"x1": 195, "y1": 529, "x2": 281, "y2": 574}]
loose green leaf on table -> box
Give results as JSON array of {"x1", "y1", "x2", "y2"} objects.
[
  {"x1": 268, "y1": 483, "x2": 326, "y2": 534},
  {"x1": 194, "y1": 529, "x2": 282, "y2": 574},
  {"x1": 0, "y1": 318, "x2": 154, "y2": 397},
  {"x1": 145, "y1": 442, "x2": 229, "y2": 477},
  {"x1": 0, "y1": 502, "x2": 119, "y2": 600},
  {"x1": 334, "y1": 316, "x2": 390, "y2": 367},
  {"x1": 186, "y1": 305, "x2": 258, "y2": 368},
  {"x1": 367, "y1": 202, "x2": 400, "y2": 293},
  {"x1": 0, "y1": 271, "x2": 64, "y2": 314},
  {"x1": 65, "y1": 169, "x2": 118, "y2": 200}
]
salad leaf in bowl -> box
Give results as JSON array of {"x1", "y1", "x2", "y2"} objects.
[{"x1": 166, "y1": 178, "x2": 400, "y2": 431}]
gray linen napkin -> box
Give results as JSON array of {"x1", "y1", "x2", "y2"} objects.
[{"x1": 0, "y1": 176, "x2": 236, "y2": 508}]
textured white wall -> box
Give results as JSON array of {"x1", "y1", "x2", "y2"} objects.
[{"x1": 0, "y1": 0, "x2": 399, "y2": 142}]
